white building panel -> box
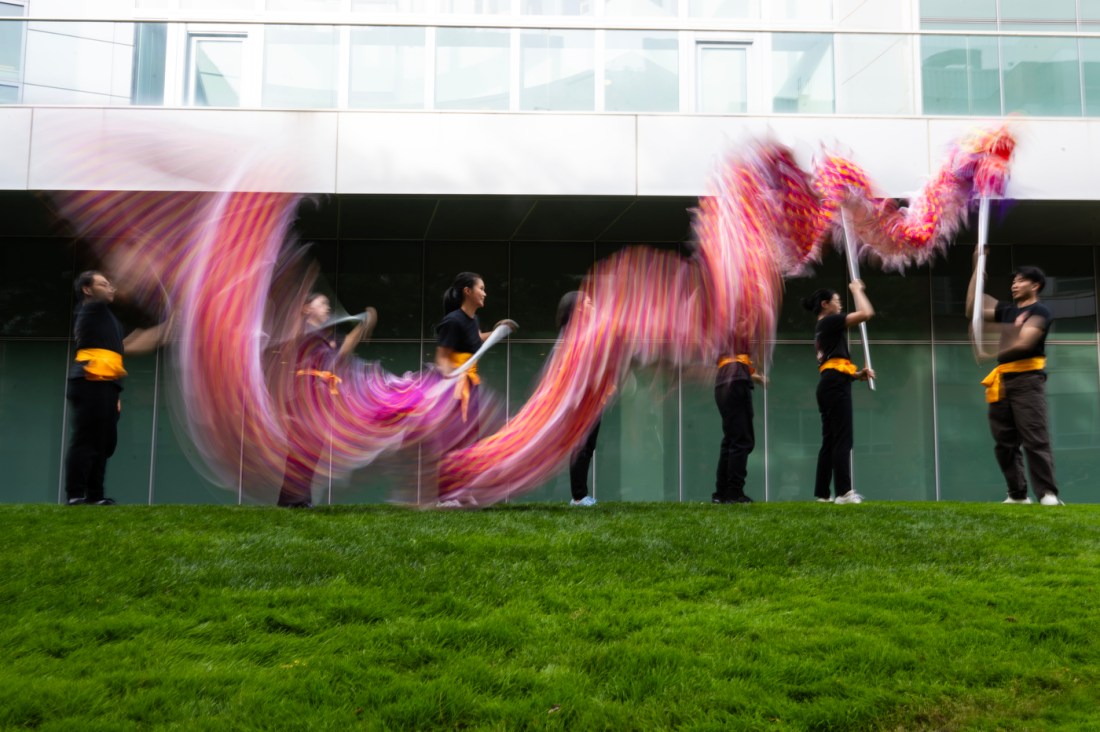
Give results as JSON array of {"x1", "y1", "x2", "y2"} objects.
[
  {"x1": 23, "y1": 28, "x2": 118, "y2": 96},
  {"x1": 0, "y1": 108, "x2": 32, "y2": 189},
  {"x1": 637, "y1": 115, "x2": 930, "y2": 197},
  {"x1": 28, "y1": 108, "x2": 339, "y2": 192},
  {"x1": 336, "y1": 112, "x2": 638, "y2": 195}
]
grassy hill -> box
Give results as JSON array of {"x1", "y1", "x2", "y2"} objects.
[{"x1": 2, "y1": 502, "x2": 1098, "y2": 730}]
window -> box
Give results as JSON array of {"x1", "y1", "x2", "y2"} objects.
[
  {"x1": 921, "y1": 35, "x2": 1000, "y2": 115},
  {"x1": 772, "y1": 33, "x2": 833, "y2": 113},
  {"x1": 188, "y1": 34, "x2": 243, "y2": 107},
  {"x1": 689, "y1": 0, "x2": 757, "y2": 17},
  {"x1": 132, "y1": 23, "x2": 167, "y2": 105},
  {"x1": 520, "y1": 29, "x2": 594, "y2": 111},
  {"x1": 696, "y1": 43, "x2": 748, "y2": 113},
  {"x1": 435, "y1": 27, "x2": 510, "y2": 110},
  {"x1": 0, "y1": 2, "x2": 24, "y2": 103},
  {"x1": 604, "y1": 30, "x2": 678, "y2": 112},
  {"x1": 262, "y1": 25, "x2": 338, "y2": 108},
  {"x1": 604, "y1": 0, "x2": 676, "y2": 16},
  {"x1": 349, "y1": 26, "x2": 425, "y2": 109},
  {"x1": 1001, "y1": 36, "x2": 1081, "y2": 116}
]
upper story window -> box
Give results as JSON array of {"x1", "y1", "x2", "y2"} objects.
[{"x1": 0, "y1": 1, "x2": 25, "y2": 103}]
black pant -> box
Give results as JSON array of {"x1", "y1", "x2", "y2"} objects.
[
  {"x1": 569, "y1": 419, "x2": 601, "y2": 501},
  {"x1": 988, "y1": 371, "x2": 1058, "y2": 500},
  {"x1": 65, "y1": 378, "x2": 121, "y2": 501},
  {"x1": 714, "y1": 378, "x2": 754, "y2": 500},
  {"x1": 814, "y1": 369, "x2": 853, "y2": 499}
]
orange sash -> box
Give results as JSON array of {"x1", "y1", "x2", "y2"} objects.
[
  {"x1": 75, "y1": 348, "x2": 127, "y2": 381},
  {"x1": 450, "y1": 352, "x2": 480, "y2": 421}
]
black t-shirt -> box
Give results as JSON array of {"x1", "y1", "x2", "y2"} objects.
[
  {"x1": 994, "y1": 301, "x2": 1052, "y2": 364},
  {"x1": 814, "y1": 313, "x2": 850, "y2": 365},
  {"x1": 68, "y1": 300, "x2": 125, "y2": 381},
  {"x1": 435, "y1": 309, "x2": 481, "y2": 354}
]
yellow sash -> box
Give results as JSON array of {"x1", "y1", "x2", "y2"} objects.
[
  {"x1": 296, "y1": 369, "x2": 342, "y2": 395},
  {"x1": 981, "y1": 357, "x2": 1046, "y2": 403},
  {"x1": 75, "y1": 348, "x2": 127, "y2": 381},
  {"x1": 717, "y1": 354, "x2": 755, "y2": 375},
  {"x1": 450, "y1": 352, "x2": 480, "y2": 421},
  {"x1": 819, "y1": 357, "x2": 857, "y2": 376}
]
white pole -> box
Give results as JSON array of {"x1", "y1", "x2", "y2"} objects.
[
  {"x1": 972, "y1": 197, "x2": 990, "y2": 354},
  {"x1": 840, "y1": 209, "x2": 875, "y2": 391}
]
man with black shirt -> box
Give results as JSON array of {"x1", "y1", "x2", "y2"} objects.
[
  {"x1": 65, "y1": 271, "x2": 166, "y2": 506},
  {"x1": 967, "y1": 257, "x2": 1062, "y2": 506}
]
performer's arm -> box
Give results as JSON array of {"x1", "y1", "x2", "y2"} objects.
[
  {"x1": 481, "y1": 319, "x2": 519, "y2": 342},
  {"x1": 844, "y1": 279, "x2": 874, "y2": 327},
  {"x1": 122, "y1": 320, "x2": 171, "y2": 355},
  {"x1": 997, "y1": 321, "x2": 1047, "y2": 363},
  {"x1": 338, "y1": 307, "x2": 377, "y2": 360},
  {"x1": 966, "y1": 246, "x2": 998, "y2": 323},
  {"x1": 435, "y1": 345, "x2": 455, "y2": 375}
]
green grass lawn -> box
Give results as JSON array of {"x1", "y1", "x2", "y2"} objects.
[{"x1": 2, "y1": 502, "x2": 1098, "y2": 731}]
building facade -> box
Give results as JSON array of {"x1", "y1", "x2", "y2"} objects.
[{"x1": 2, "y1": 0, "x2": 1099, "y2": 504}]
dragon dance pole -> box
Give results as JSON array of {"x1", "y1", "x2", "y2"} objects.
[
  {"x1": 972, "y1": 196, "x2": 990, "y2": 355},
  {"x1": 840, "y1": 208, "x2": 875, "y2": 391}
]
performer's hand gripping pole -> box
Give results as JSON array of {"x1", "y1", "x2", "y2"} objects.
[
  {"x1": 971, "y1": 196, "x2": 990, "y2": 352},
  {"x1": 840, "y1": 209, "x2": 875, "y2": 391}
]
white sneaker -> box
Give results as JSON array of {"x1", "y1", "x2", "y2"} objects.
[
  {"x1": 570, "y1": 495, "x2": 597, "y2": 507},
  {"x1": 1002, "y1": 496, "x2": 1032, "y2": 505},
  {"x1": 1039, "y1": 493, "x2": 1064, "y2": 506},
  {"x1": 435, "y1": 499, "x2": 463, "y2": 509},
  {"x1": 815, "y1": 497, "x2": 834, "y2": 503},
  {"x1": 834, "y1": 490, "x2": 863, "y2": 505}
]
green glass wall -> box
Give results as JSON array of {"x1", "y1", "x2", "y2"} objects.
[{"x1": 2, "y1": 193, "x2": 1099, "y2": 505}]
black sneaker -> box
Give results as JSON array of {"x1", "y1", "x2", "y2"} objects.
[
  {"x1": 66, "y1": 497, "x2": 87, "y2": 506},
  {"x1": 730, "y1": 495, "x2": 753, "y2": 504},
  {"x1": 279, "y1": 500, "x2": 313, "y2": 509},
  {"x1": 89, "y1": 497, "x2": 118, "y2": 506}
]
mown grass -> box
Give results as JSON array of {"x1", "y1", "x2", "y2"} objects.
[{"x1": 1, "y1": 502, "x2": 1098, "y2": 731}]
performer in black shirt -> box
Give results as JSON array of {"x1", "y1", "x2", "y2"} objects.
[
  {"x1": 967, "y1": 256, "x2": 1061, "y2": 505},
  {"x1": 801, "y1": 280, "x2": 875, "y2": 505},
  {"x1": 557, "y1": 291, "x2": 600, "y2": 507},
  {"x1": 65, "y1": 271, "x2": 168, "y2": 505},
  {"x1": 433, "y1": 272, "x2": 515, "y2": 507},
  {"x1": 712, "y1": 339, "x2": 767, "y2": 505}
]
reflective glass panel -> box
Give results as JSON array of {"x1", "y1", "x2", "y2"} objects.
[
  {"x1": 262, "y1": 25, "x2": 338, "y2": 109},
  {"x1": 520, "y1": 29, "x2": 595, "y2": 111},
  {"x1": 999, "y1": 0, "x2": 1076, "y2": 30},
  {"x1": 595, "y1": 365, "x2": 681, "y2": 501},
  {"x1": 0, "y1": 83, "x2": 16, "y2": 102},
  {"x1": 604, "y1": 0, "x2": 677, "y2": 16},
  {"x1": 697, "y1": 43, "x2": 748, "y2": 114},
  {"x1": 0, "y1": 5, "x2": 23, "y2": 86},
  {"x1": 132, "y1": 22, "x2": 167, "y2": 105},
  {"x1": 921, "y1": 34, "x2": 1001, "y2": 115},
  {"x1": 180, "y1": 0, "x2": 256, "y2": 9},
  {"x1": 521, "y1": 0, "x2": 592, "y2": 13},
  {"x1": 771, "y1": 33, "x2": 833, "y2": 113},
  {"x1": 919, "y1": 0, "x2": 997, "y2": 30},
  {"x1": 604, "y1": 30, "x2": 678, "y2": 112},
  {"x1": 689, "y1": 0, "x2": 757, "y2": 17},
  {"x1": 771, "y1": 0, "x2": 830, "y2": 22},
  {"x1": 1083, "y1": 39, "x2": 1100, "y2": 115},
  {"x1": 350, "y1": 26, "x2": 425, "y2": 109},
  {"x1": 268, "y1": 0, "x2": 343, "y2": 9},
  {"x1": 435, "y1": 27, "x2": 510, "y2": 111},
  {"x1": 0, "y1": 342, "x2": 68, "y2": 503},
  {"x1": 352, "y1": 0, "x2": 432, "y2": 10},
  {"x1": 1083, "y1": 0, "x2": 1100, "y2": 28},
  {"x1": 1001, "y1": 36, "x2": 1081, "y2": 116},
  {"x1": 836, "y1": 34, "x2": 913, "y2": 114},
  {"x1": 438, "y1": 0, "x2": 511, "y2": 12},
  {"x1": 190, "y1": 36, "x2": 243, "y2": 107},
  {"x1": 1013, "y1": 245, "x2": 1097, "y2": 342}
]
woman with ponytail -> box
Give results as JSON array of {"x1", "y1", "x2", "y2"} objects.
[
  {"x1": 802, "y1": 281, "x2": 875, "y2": 505},
  {"x1": 433, "y1": 272, "x2": 515, "y2": 506}
]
